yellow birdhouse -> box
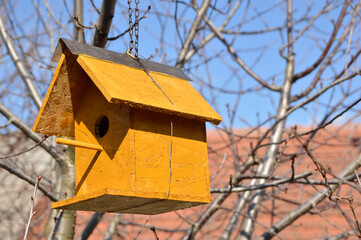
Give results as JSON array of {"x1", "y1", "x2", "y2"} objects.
[{"x1": 33, "y1": 38, "x2": 222, "y2": 214}]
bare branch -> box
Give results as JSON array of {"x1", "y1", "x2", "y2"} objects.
[
  {"x1": 90, "y1": 0, "x2": 116, "y2": 47},
  {"x1": 73, "y1": 16, "x2": 96, "y2": 30},
  {"x1": 0, "y1": 103, "x2": 64, "y2": 165},
  {"x1": 211, "y1": 172, "x2": 313, "y2": 193},
  {"x1": 46, "y1": 209, "x2": 64, "y2": 240},
  {"x1": 0, "y1": 16, "x2": 42, "y2": 109},
  {"x1": 0, "y1": 135, "x2": 48, "y2": 160},
  {"x1": 0, "y1": 161, "x2": 57, "y2": 201},
  {"x1": 74, "y1": 0, "x2": 84, "y2": 42},
  {"x1": 89, "y1": 0, "x2": 100, "y2": 14},
  {"x1": 107, "y1": 6, "x2": 151, "y2": 41},
  {"x1": 23, "y1": 176, "x2": 41, "y2": 240},
  {"x1": 348, "y1": 198, "x2": 361, "y2": 237},
  {"x1": 258, "y1": 152, "x2": 361, "y2": 240},
  {"x1": 77, "y1": 212, "x2": 104, "y2": 240},
  {"x1": 176, "y1": 0, "x2": 212, "y2": 68},
  {"x1": 203, "y1": 16, "x2": 282, "y2": 92},
  {"x1": 182, "y1": 156, "x2": 257, "y2": 239},
  {"x1": 41, "y1": 0, "x2": 72, "y2": 37},
  {"x1": 292, "y1": 1, "x2": 348, "y2": 81},
  {"x1": 180, "y1": 0, "x2": 243, "y2": 65}
]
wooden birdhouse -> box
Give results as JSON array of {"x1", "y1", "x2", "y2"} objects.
[{"x1": 33, "y1": 38, "x2": 222, "y2": 214}]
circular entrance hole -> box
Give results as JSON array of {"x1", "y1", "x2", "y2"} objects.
[{"x1": 95, "y1": 115, "x2": 109, "y2": 138}]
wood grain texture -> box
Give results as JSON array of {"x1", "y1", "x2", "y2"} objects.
[
  {"x1": 33, "y1": 50, "x2": 88, "y2": 137},
  {"x1": 67, "y1": 82, "x2": 210, "y2": 214},
  {"x1": 76, "y1": 54, "x2": 222, "y2": 124},
  {"x1": 51, "y1": 188, "x2": 206, "y2": 215}
]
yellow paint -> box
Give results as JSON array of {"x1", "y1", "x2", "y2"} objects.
[
  {"x1": 76, "y1": 54, "x2": 222, "y2": 125},
  {"x1": 33, "y1": 43, "x2": 221, "y2": 214},
  {"x1": 56, "y1": 138, "x2": 102, "y2": 151},
  {"x1": 132, "y1": 108, "x2": 211, "y2": 202},
  {"x1": 33, "y1": 49, "x2": 88, "y2": 137},
  {"x1": 73, "y1": 82, "x2": 132, "y2": 196},
  {"x1": 65, "y1": 83, "x2": 211, "y2": 213},
  {"x1": 51, "y1": 188, "x2": 205, "y2": 215}
]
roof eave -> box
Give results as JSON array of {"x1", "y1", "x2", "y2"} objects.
[{"x1": 52, "y1": 38, "x2": 192, "y2": 82}]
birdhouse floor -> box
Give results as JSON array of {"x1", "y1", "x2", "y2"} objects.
[{"x1": 51, "y1": 188, "x2": 206, "y2": 215}]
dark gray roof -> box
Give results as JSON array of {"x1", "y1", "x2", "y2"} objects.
[{"x1": 52, "y1": 38, "x2": 191, "y2": 81}]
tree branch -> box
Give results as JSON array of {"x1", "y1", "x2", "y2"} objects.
[
  {"x1": 0, "y1": 16, "x2": 42, "y2": 109},
  {"x1": 292, "y1": 1, "x2": 348, "y2": 82},
  {"x1": 90, "y1": 0, "x2": 116, "y2": 48},
  {"x1": 0, "y1": 161, "x2": 57, "y2": 202},
  {"x1": 204, "y1": 16, "x2": 282, "y2": 92},
  {"x1": 0, "y1": 103, "x2": 64, "y2": 165},
  {"x1": 175, "y1": 0, "x2": 212, "y2": 68},
  {"x1": 211, "y1": 172, "x2": 312, "y2": 193},
  {"x1": 181, "y1": 156, "x2": 257, "y2": 240},
  {"x1": 258, "y1": 151, "x2": 361, "y2": 240},
  {"x1": 180, "y1": 0, "x2": 243, "y2": 66}
]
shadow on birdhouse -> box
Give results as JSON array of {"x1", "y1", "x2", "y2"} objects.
[{"x1": 33, "y1": 38, "x2": 222, "y2": 214}]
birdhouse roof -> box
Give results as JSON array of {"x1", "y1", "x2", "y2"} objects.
[{"x1": 33, "y1": 39, "x2": 221, "y2": 137}]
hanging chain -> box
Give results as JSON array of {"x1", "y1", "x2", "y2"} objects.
[
  {"x1": 126, "y1": 0, "x2": 174, "y2": 106},
  {"x1": 127, "y1": 0, "x2": 140, "y2": 58},
  {"x1": 128, "y1": 0, "x2": 134, "y2": 53},
  {"x1": 134, "y1": 0, "x2": 140, "y2": 58}
]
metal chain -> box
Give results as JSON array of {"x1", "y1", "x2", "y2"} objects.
[
  {"x1": 128, "y1": 0, "x2": 134, "y2": 53},
  {"x1": 134, "y1": 0, "x2": 140, "y2": 58}
]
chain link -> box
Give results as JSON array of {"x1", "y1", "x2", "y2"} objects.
[
  {"x1": 134, "y1": 0, "x2": 140, "y2": 58},
  {"x1": 127, "y1": 0, "x2": 140, "y2": 58},
  {"x1": 128, "y1": 0, "x2": 134, "y2": 52}
]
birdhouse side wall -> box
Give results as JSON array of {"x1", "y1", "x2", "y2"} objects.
[
  {"x1": 131, "y1": 108, "x2": 211, "y2": 203},
  {"x1": 73, "y1": 81, "x2": 132, "y2": 196}
]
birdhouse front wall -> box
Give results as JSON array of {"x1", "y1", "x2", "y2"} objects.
[
  {"x1": 73, "y1": 80, "x2": 211, "y2": 204},
  {"x1": 74, "y1": 80, "x2": 132, "y2": 196},
  {"x1": 33, "y1": 50, "x2": 87, "y2": 138}
]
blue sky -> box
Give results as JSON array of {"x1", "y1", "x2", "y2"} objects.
[{"x1": 1, "y1": 0, "x2": 360, "y2": 131}]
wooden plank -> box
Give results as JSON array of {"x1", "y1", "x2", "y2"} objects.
[
  {"x1": 33, "y1": 50, "x2": 88, "y2": 137},
  {"x1": 56, "y1": 138, "x2": 103, "y2": 151},
  {"x1": 76, "y1": 54, "x2": 222, "y2": 125},
  {"x1": 51, "y1": 188, "x2": 208, "y2": 214},
  {"x1": 132, "y1": 108, "x2": 211, "y2": 202}
]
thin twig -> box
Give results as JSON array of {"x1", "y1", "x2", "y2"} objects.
[
  {"x1": 210, "y1": 150, "x2": 228, "y2": 181},
  {"x1": 354, "y1": 170, "x2": 361, "y2": 188},
  {"x1": 0, "y1": 160, "x2": 57, "y2": 201},
  {"x1": 150, "y1": 227, "x2": 159, "y2": 240},
  {"x1": 47, "y1": 192, "x2": 67, "y2": 240},
  {"x1": 292, "y1": 1, "x2": 348, "y2": 81},
  {"x1": 46, "y1": 210, "x2": 64, "y2": 240},
  {"x1": 108, "y1": 5, "x2": 151, "y2": 41},
  {"x1": 0, "y1": 119, "x2": 12, "y2": 128},
  {"x1": 348, "y1": 197, "x2": 361, "y2": 237},
  {"x1": 89, "y1": 0, "x2": 100, "y2": 14},
  {"x1": 294, "y1": 128, "x2": 333, "y2": 198},
  {"x1": 0, "y1": 15, "x2": 42, "y2": 109},
  {"x1": 0, "y1": 135, "x2": 48, "y2": 160},
  {"x1": 133, "y1": 220, "x2": 149, "y2": 240},
  {"x1": 211, "y1": 172, "x2": 313, "y2": 193},
  {"x1": 0, "y1": 103, "x2": 64, "y2": 165},
  {"x1": 73, "y1": 16, "x2": 96, "y2": 29},
  {"x1": 23, "y1": 176, "x2": 41, "y2": 240}
]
